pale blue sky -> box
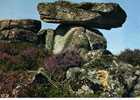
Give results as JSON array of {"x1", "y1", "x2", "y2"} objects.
[{"x1": 0, "y1": 0, "x2": 139, "y2": 54}]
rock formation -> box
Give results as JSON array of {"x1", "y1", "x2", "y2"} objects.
[
  {"x1": 37, "y1": 1, "x2": 127, "y2": 29},
  {"x1": 0, "y1": 0, "x2": 140, "y2": 98},
  {"x1": 0, "y1": 19, "x2": 41, "y2": 42}
]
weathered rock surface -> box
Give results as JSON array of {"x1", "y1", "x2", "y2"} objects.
[
  {"x1": 37, "y1": 1, "x2": 127, "y2": 29},
  {"x1": 65, "y1": 50, "x2": 140, "y2": 97},
  {"x1": 0, "y1": 0, "x2": 139, "y2": 98},
  {"x1": 0, "y1": 19, "x2": 41, "y2": 42},
  {"x1": 38, "y1": 25, "x2": 107, "y2": 55},
  {"x1": 0, "y1": 19, "x2": 41, "y2": 32},
  {"x1": 37, "y1": 29, "x2": 55, "y2": 53},
  {"x1": 55, "y1": 25, "x2": 107, "y2": 55},
  {"x1": 0, "y1": 71, "x2": 34, "y2": 97},
  {"x1": 0, "y1": 29, "x2": 38, "y2": 42},
  {"x1": 110, "y1": 62, "x2": 140, "y2": 97},
  {"x1": 0, "y1": 68, "x2": 50, "y2": 97}
]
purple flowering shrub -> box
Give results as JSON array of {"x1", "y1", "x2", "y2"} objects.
[
  {"x1": 0, "y1": 42, "x2": 45, "y2": 71},
  {"x1": 44, "y1": 47, "x2": 83, "y2": 74},
  {"x1": 0, "y1": 42, "x2": 83, "y2": 73},
  {"x1": 56, "y1": 48, "x2": 83, "y2": 67},
  {"x1": 44, "y1": 55, "x2": 58, "y2": 73},
  {"x1": 0, "y1": 51, "x2": 10, "y2": 60},
  {"x1": 19, "y1": 47, "x2": 45, "y2": 70}
]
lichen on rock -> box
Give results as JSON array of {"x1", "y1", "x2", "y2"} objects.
[{"x1": 0, "y1": 0, "x2": 139, "y2": 98}]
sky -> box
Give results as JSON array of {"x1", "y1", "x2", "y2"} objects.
[{"x1": 0, "y1": 0, "x2": 139, "y2": 54}]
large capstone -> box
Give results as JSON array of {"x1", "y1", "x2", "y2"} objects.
[{"x1": 37, "y1": 1, "x2": 127, "y2": 29}]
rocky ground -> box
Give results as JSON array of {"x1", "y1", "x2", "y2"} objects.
[{"x1": 0, "y1": 1, "x2": 140, "y2": 97}]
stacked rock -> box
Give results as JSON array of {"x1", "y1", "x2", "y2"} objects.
[
  {"x1": 37, "y1": 1, "x2": 140, "y2": 97},
  {"x1": 0, "y1": 19, "x2": 41, "y2": 42},
  {"x1": 0, "y1": 1, "x2": 140, "y2": 97},
  {"x1": 0, "y1": 19, "x2": 43, "y2": 72},
  {"x1": 38, "y1": 1, "x2": 126, "y2": 29},
  {"x1": 37, "y1": 1, "x2": 126, "y2": 56}
]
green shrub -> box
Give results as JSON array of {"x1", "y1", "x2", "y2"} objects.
[{"x1": 118, "y1": 49, "x2": 140, "y2": 66}]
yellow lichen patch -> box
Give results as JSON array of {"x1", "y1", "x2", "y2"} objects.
[{"x1": 96, "y1": 70, "x2": 109, "y2": 91}]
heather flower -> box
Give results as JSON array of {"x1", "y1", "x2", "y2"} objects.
[
  {"x1": 0, "y1": 51, "x2": 10, "y2": 61},
  {"x1": 21, "y1": 47, "x2": 38, "y2": 58},
  {"x1": 8, "y1": 56, "x2": 19, "y2": 65},
  {"x1": 44, "y1": 55, "x2": 58, "y2": 73},
  {"x1": 44, "y1": 47, "x2": 84, "y2": 73},
  {"x1": 56, "y1": 47, "x2": 83, "y2": 68}
]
